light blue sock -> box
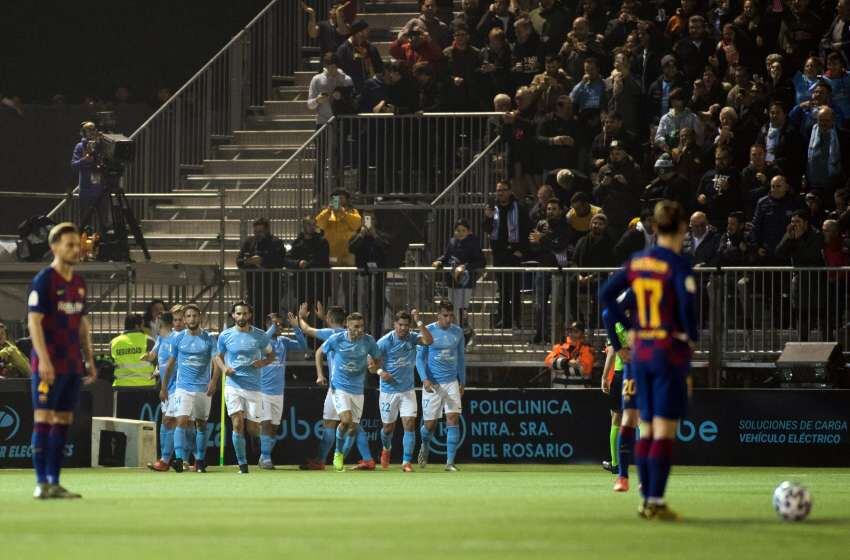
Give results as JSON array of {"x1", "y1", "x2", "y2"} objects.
[
  {"x1": 184, "y1": 425, "x2": 196, "y2": 458},
  {"x1": 232, "y1": 431, "x2": 247, "y2": 465},
  {"x1": 356, "y1": 428, "x2": 373, "y2": 461},
  {"x1": 194, "y1": 425, "x2": 207, "y2": 462},
  {"x1": 160, "y1": 424, "x2": 174, "y2": 461},
  {"x1": 335, "y1": 425, "x2": 346, "y2": 454},
  {"x1": 402, "y1": 431, "x2": 415, "y2": 464},
  {"x1": 380, "y1": 430, "x2": 393, "y2": 451},
  {"x1": 260, "y1": 435, "x2": 274, "y2": 460},
  {"x1": 319, "y1": 425, "x2": 336, "y2": 461},
  {"x1": 420, "y1": 425, "x2": 433, "y2": 447},
  {"x1": 173, "y1": 427, "x2": 186, "y2": 461},
  {"x1": 446, "y1": 425, "x2": 459, "y2": 465},
  {"x1": 343, "y1": 432, "x2": 356, "y2": 457}
]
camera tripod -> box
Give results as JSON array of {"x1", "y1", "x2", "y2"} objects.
[{"x1": 80, "y1": 174, "x2": 150, "y2": 262}]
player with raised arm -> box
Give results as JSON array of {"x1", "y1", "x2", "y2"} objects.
[
  {"x1": 28, "y1": 223, "x2": 98, "y2": 499},
  {"x1": 146, "y1": 306, "x2": 185, "y2": 471},
  {"x1": 600, "y1": 201, "x2": 698, "y2": 520},
  {"x1": 314, "y1": 312, "x2": 382, "y2": 472},
  {"x1": 369, "y1": 309, "x2": 433, "y2": 472},
  {"x1": 214, "y1": 302, "x2": 276, "y2": 474},
  {"x1": 161, "y1": 304, "x2": 218, "y2": 473},
  {"x1": 259, "y1": 311, "x2": 307, "y2": 469},
  {"x1": 415, "y1": 300, "x2": 466, "y2": 472}
]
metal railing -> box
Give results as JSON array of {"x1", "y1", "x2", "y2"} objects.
[{"x1": 47, "y1": 0, "x2": 303, "y2": 224}]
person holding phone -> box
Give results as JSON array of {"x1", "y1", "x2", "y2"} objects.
[
  {"x1": 349, "y1": 213, "x2": 391, "y2": 336},
  {"x1": 315, "y1": 189, "x2": 362, "y2": 267}
]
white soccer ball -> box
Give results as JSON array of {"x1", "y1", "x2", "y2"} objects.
[{"x1": 772, "y1": 481, "x2": 812, "y2": 522}]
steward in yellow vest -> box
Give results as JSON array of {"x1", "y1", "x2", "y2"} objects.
[{"x1": 111, "y1": 314, "x2": 155, "y2": 387}]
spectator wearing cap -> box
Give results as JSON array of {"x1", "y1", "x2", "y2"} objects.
[
  {"x1": 544, "y1": 321, "x2": 596, "y2": 386},
  {"x1": 806, "y1": 106, "x2": 850, "y2": 203},
  {"x1": 442, "y1": 23, "x2": 485, "y2": 110},
  {"x1": 536, "y1": 94, "x2": 578, "y2": 176},
  {"x1": 573, "y1": 212, "x2": 617, "y2": 269},
  {"x1": 655, "y1": 87, "x2": 704, "y2": 153},
  {"x1": 647, "y1": 55, "x2": 685, "y2": 123},
  {"x1": 336, "y1": 19, "x2": 384, "y2": 91},
  {"x1": 683, "y1": 211, "x2": 720, "y2": 267},
  {"x1": 591, "y1": 112, "x2": 636, "y2": 170},
  {"x1": 672, "y1": 15, "x2": 714, "y2": 83},
  {"x1": 756, "y1": 101, "x2": 805, "y2": 186},
  {"x1": 741, "y1": 144, "x2": 782, "y2": 219},
  {"x1": 402, "y1": 0, "x2": 452, "y2": 50},
  {"x1": 565, "y1": 191, "x2": 602, "y2": 241},
  {"x1": 644, "y1": 153, "x2": 693, "y2": 211},
  {"x1": 594, "y1": 141, "x2": 642, "y2": 237},
  {"x1": 697, "y1": 146, "x2": 745, "y2": 231}
]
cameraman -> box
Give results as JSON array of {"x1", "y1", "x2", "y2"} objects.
[
  {"x1": 71, "y1": 121, "x2": 110, "y2": 230},
  {"x1": 544, "y1": 321, "x2": 595, "y2": 387}
]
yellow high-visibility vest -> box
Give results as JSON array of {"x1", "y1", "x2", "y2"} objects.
[{"x1": 110, "y1": 331, "x2": 155, "y2": 387}]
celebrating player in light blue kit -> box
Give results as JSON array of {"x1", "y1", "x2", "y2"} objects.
[
  {"x1": 259, "y1": 311, "x2": 307, "y2": 469},
  {"x1": 146, "y1": 306, "x2": 185, "y2": 471},
  {"x1": 314, "y1": 312, "x2": 382, "y2": 472},
  {"x1": 162, "y1": 304, "x2": 219, "y2": 473},
  {"x1": 415, "y1": 300, "x2": 466, "y2": 472},
  {"x1": 215, "y1": 302, "x2": 275, "y2": 474},
  {"x1": 370, "y1": 309, "x2": 433, "y2": 472}
]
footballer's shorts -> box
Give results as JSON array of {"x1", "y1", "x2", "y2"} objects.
[
  {"x1": 260, "y1": 393, "x2": 285, "y2": 425},
  {"x1": 161, "y1": 392, "x2": 180, "y2": 418},
  {"x1": 331, "y1": 389, "x2": 364, "y2": 423},
  {"x1": 422, "y1": 380, "x2": 462, "y2": 421},
  {"x1": 31, "y1": 372, "x2": 81, "y2": 412},
  {"x1": 608, "y1": 369, "x2": 623, "y2": 412},
  {"x1": 379, "y1": 390, "x2": 418, "y2": 424},
  {"x1": 620, "y1": 363, "x2": 638, "y2": 411},
  {"x1": 633, "y1": 343, "x2": 689, "y2": 422},
  {"x1": 173, "y1": 389, "x2": 212, "y2": 421},
  {"x1": 224, "y1": 385, "x2": 263, "y2": 423},
  {"x1": 322, "y1": 388, "x2": 340, "y2": 421}
]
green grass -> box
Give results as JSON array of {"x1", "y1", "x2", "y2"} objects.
[{"x1": 1, "y1": 465, "x2": 849, "y2": 560}]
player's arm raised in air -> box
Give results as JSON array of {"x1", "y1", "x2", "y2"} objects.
[{"x1": 411, "y1": 309, "x2": 433, "y2": 345}]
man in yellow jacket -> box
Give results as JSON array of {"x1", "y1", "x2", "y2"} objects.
[
  {"x1": 315, "y1": 189, "x2": 361, "y2": 266},
  {"x1": 110, "y1": 314, "x2": 155, "y2": 387}
]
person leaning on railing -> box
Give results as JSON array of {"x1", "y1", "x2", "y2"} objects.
[
  {"x1": 776, "y1": 209, "x2": 826, "y2": 342},
  {"x1": 237, "y1": 217, "x2": 287, "y2": 325}
]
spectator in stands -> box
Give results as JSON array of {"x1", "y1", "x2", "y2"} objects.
[
  {"x1": 544, "y1": 322, "x2": 596, "y2": 386},
  {"x1": 476, "y1": 0, "x2": 516, "y2": 46},
  {"x1": 830, "y1": 187, "x2": 850, "y2": 226},
  {"x1": 286, "y1": 215, "x2": 331, "y2": 310},
  {"x1": 666, "y1": 0, "x2": 698, "y2": 44},
  {"x1": 565, "y1": 191, "x2": 601, "y2": 242},
  {"x1": 569, "y1": 57, "x2": 607, "y2": 155},
  {"x1": 591, "y1": 111, "x2": 636, "y2": 169},
  {"x1": 237, "y1": 217, "x2": 287, "y2": 324},
  {"x1": 485, "y1": 180, "x2": 531, "y2": 328},
  {"x1": 765, "y1": 56, "x2": 796, "y2": 111},
  {"x1": 442, "y1": 23, "x2": 484, "y2": 110},
  {"x1": 644, "y1": 153, "x2": 693, "y2": 211},
  {"x1": 606, "y1": 52, "x2": 643, "y2": 137},
  {"x1": 506, "y1": 85, "x2": 541, "y2": 198},
  {"x1": 777, "y1": 208, "x2": 825, "y2": 340},
  {"x1": 432, "y1": 219, "x2": 486, "y2": 340},
  {"x1": 304, "y1": 1, "x2": 350, "y2": 56},
  {"x1": 403, "y1": 0, "x2": 453, "y2": 50},
  {"x1": 389, "y1": 23, "x2": 445, "y2": 72},
  {"x1": 778, "y1": 0, "x2": 824, "y2": 70},
  {"x1": 671, "y1": 126, "x2": 705, "y2": 189},
  {"x1": 578, "y1": 0, "x2": 607, "y2": 36},
  {"x1": 741, "y1": 144, "x2": 782, "y2": 218},
  {"x1": 359, "y1": 60, "x2": 415, "y2": 114},
  {"x1": 756, "y1": 101, "x2": 804, "y2": 187},
  {"x1": 511, "y1": 18, "x2": 544, "y2": 88},
  {"x1": 790, "y1": 80, "x2": 845, "y2": 141},
  {"x1": 822, "y1": 218, "x2": 850, "y2": 339},
  {"x1": 0, "y1": 322, "x2": 30, "y2": 378},
  {"x1": 536, "y1": 94, "x2": 578, "y2": 175},
  {"x1": 614, "y1": 208, "x2": 654, "y2": 263},
  {"x1": 454, "y1": 0, "x2": 486, "y2": 45},
  {"x1": 593, "y1": 141, "x2": 642, "y2": 237},
  {"x1": 806, "y1": 106, "x2": 850, "y2": 202},
  {"x1": 316, "y1": 189, "x2": 362, "y2": 266},
  {"x1": 697, "y1": 146, "x2": 744, "y2": 231},
  {"x1": 673, "y1": 15, "x2": 714, "y2": 83},
  {"x1": 823, "y1": 52, "x2": 850, "y2": 119},
  {"x1": 683, "y1": 211, "x2": 720, "y2": 266},
  {"x1": 792, "y1": 56, "x2": 823, "y2": 106},
  {"x1": 714, "y1": 211, "x2": 753, "y2": 266},
  {"x1": 602, "y1": 0, "x2": 639, "y2": 51},
  {"x1": 821, "y1": 0, "x2": 850, "y2": 65},
  {"x1": 529, "y1": 184, "x2": 555, "y2": 222},
  {"x1": 349, "y1": 213, "x2": 391, "y2": 336},
  {"x1": 529, "y1": 0, "x2": 570, "y2": 56},
  {"x1": 336, "y1": 19, "x2": 384, "y2": 90},
  {"x1": 573, "y1": 213, "x2": 617, "y2": 269},
  {"x1": 530, "y1": 55, "x2": 574, "y2": 116},
  {"x1": 805, "y1": 193, "x2": 827, "y2": 229},
  {"x1": 655, "y1": 87, "x2": 704, "y2": 152},
  {"x1": 559, "y1": 17, "x2": 607, "y2": 82},
  {"x1": 751, "y1": 175, "x2": 800, "y2": 261},
  {"x1": 480, "y1": 27, "x2": 513, "y2": 97},
  {"x1": 529, "y1": 197, "x2": 570, "y2": 343},
  {"x1": 412, "y1": 61, "x2": 444, "y2": 111},
  {"x1": 647, "y1": 55, "x2": 685, "y2": 125},
  {"x1": 307, "y1": 53, "x2": 354, "y2": 126}
]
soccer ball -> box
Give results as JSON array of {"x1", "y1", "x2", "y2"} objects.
[{"x1": 772, "y1": 481, "x2": 812, "y2": 521}]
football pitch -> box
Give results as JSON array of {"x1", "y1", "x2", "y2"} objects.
[{"x1": 1, "y1": 465, "x2": 849, "y2": 560}]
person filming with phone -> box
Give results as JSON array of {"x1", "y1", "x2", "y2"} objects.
[{"x1": 316, "y1": 189, "x2": 362, "y2": 267}]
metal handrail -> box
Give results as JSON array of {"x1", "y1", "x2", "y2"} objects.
[
  {"x1": 431, "y1": 135, "x2": 502, "y2": 207},
  {"x1": 241, "y1": 117, "x2": 334, "y2": 207}
]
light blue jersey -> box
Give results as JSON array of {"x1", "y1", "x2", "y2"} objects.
[
  {"x1": 217, "y1": 326, "x2": 273, "y2": 391},
  {"x1": 261, "y1": 325, "x2": 307, "y2": 396},
  {"x1": 171, "y1": 329, "x2": 216, "y2": 392},
  {"x1": 377, "y1": 331, "x2": 424, "y2": 393},
  {"x1": 315, "y1": 326, "x2": 345, "y2": 382},
  {"x1": 321, "y1": 331, "x2": 381, "y2": 395},
  {"x1": 154, "y1": 329, "x2": 185, "y2": 393},
  {"x1": 415, "y1": 323, "x2": 465, "y2": 385}
]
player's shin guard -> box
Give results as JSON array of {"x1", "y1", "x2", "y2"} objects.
[
  {"x1": 194, "y1": 425, "x2": 208, "y2": 462},
  {"x1": 618, "y1": 426, "x2": 636, "y2": 478},
  {"x1": 647, "y1": 438, "x2": 674, "y2": 502},
  {"x1": 32, "y1": 423, "x2": 50, "y2": 484},
  {"x1": 232, "y1": 431, "x2": 247, "y2": 465},
  {"x1": 419, "y1": 425, "x2": 433, "y2": 446},
  {"x1": 402, "y1": 431, "x2": 415, "y2": 464},
  {"x1": 355, "y1": 427, "x2": 372, "y2": 460},
  {"x1": 446, "y1": 425, "x2": 459, "y2": 464},
  {"x1": 380, "y1": 430, "x2": 393, "y2": 451},
  {"x1": 260, "y1": 435, "x2": 275, "y2": 460},
  {"x1": 46, "y1": 424, "x2": 69, "y2": 485},
  {"x1": 160, "y1": 424, "x2": 174, "y2": 461},
  {"x1": 173, "y1": 427, "x2": 187, "y2": 461},
  {"x1": 609, "y1": 425, "x2": 620, "y2": 467},
  {"x1": 319, "y1": 425, "x2": 336, "y2": 460},
  {"x1": 634, "y1": 437, "x2": 651, "y2": 498}
]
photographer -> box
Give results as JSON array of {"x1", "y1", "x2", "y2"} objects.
[
  {"x1": 71, "y1": 121, "x2": 110, "y2": 230},
  {"x1": 544, "y1": 321, "x2": 596, "y2": 387}
]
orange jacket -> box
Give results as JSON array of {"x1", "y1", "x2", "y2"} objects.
[{"x1": 544, "y1": 337, "x2": 596, "y2": 379}]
